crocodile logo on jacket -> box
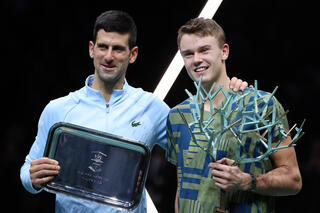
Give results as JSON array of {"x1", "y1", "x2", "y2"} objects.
[{"x1": 131, "y1": 120, "x2": 141, "y2": 127}]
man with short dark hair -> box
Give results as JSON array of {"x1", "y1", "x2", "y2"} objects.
[{"x1": 20, "y1": 10, "x2": 170, "y2": 213}]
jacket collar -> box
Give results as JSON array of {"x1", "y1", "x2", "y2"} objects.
[{"x1": 84, "y1": 74, "x2": 129, "y2": 105}]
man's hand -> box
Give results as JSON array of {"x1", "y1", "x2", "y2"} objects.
[
  {"x1": 208, "y1": 138, "x2": 302, "y2": 196},
  {"x1": 208, "y1": 158, "x2": 251, "y2": 191},
  {"x1": 229, "y1": 77, "x2": 251, "y2": 92},
  {"x1": 29, "y1": 157, "x2": 60, "y2": 190}
]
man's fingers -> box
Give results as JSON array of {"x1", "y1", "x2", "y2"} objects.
[
  {"x1": 239, "y1": 81, "x2": 248, "y2": 91},
  {"x1": 31, "y1": 167, "x2": 60, "y2": 176},
  {"x1": 32, "y1": 175, "x2": 55, "y2": 188},
  {"x1": 29, "y1": 158, "x2": 60, "y2": 189},
  {"x1": 230, "y1": 77, "x2": 243, "y2": 92},
  {"x1": 209, "y1": 158, "x2": 235, "y2": 167},
  {"x1": 212, "y1": 169, "x2": 228, "y2": 180},
  {"x1": 30, "y1": 167, "x2": 60, "y2": 180},
  {"x1": 30, "y1": 157, "x2": 60, "y2": 175},
  {"x1": 31, "y1": 157, "x2": 59, "y2": 166},
  {"x1": 213, "y1": 175, "x2": 228, "y2": 184},
  {"x1": 230, "y1": 77, "x2": 250, "y2": 92},
  {"x1": 30, "y1": 168, "x2": 59, "y2": 187},
  {"x1": 208, "y1": 162, "x2": 229, "y2": 172},
  {"x1": 217, "y1": 158, "x2": 235, "y2": 166},
  {"x1": 212, "y1": 170, "x2": 232, "y2": 190},
  {"x1": 30, "y1": 163, "x2": 60, "y2": 187},
  {"x1": 30, "y1": 163, "x2": 60, "y2": 174},
  {"x1": 229, "y1": 77, "x2": 237, "y2": 90},
  {"x1": 214, "y1": 157, "x2": 235, "y2": 166}
]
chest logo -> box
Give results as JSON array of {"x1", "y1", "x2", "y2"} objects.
[{"x1": 131, "y1": 120, "x2": 141, "y2": 127}]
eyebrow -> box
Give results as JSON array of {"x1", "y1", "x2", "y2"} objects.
[
  {"x1": 96, "y1": 43, "x2": 127, "y2": 50},
  {"x1": 181, "y1": 49, "x2": 193, "y2": 56},
  {"x1": 181, "y1": 45, "x2": 211, "y2": 56},
  {"x1": 97, "y1": 43, "x2": 108, "y2": 48},
  {"x1": 198, "y1": 45, "x2": 211, "y2": 51}
]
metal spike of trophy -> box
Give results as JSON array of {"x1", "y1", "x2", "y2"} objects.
[{"x1": 177, "y1": 76, "x2": 305, "y2": 213}]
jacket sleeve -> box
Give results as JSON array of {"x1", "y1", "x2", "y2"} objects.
[
  {"x1": 152, "y1": 97, "x2": 170, "y2": 150},
  {"x1": 20, "y1": 102, "x2": 59, "y2": 194}
]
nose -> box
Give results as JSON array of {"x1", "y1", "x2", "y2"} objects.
[
  {"x1": 104, "y1": 48, "x2": 113, "y2": 62},
  {"x1": 193, "y1": 52, "x2": 202, "y2": 66}
]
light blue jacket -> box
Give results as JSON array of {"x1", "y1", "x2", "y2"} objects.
[{"x1": 20, "y1": 75, "x2": 170, "y2": 213}]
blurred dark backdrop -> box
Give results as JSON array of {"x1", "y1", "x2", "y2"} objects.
[{"x1": 1, "y1": 0, "x2": 319, "y2": 212}]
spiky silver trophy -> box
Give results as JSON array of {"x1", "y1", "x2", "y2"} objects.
[{"x1": 177, "y1": 76, "x2": 305, "y2": 164}]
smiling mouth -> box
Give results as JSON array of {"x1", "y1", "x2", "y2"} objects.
[
  {"x1": 194, "y1": 66, "x2": 208, "y2": 72},
  {"x1": 101, "y1": 64, "x2": 116, "y2": 70}
]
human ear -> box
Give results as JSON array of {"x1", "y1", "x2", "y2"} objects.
[
  {"x1": 221, "y1": 43, "x2": 229, "y2": 61},
  {"x1": 89, "y1": 41, "x2": 94, "y2": 58},
  {"x1": 129, "y1": 46, "x2": 138, "y2": 63}
]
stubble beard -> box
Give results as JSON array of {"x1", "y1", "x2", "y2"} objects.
[{"x1": 96, "y1": 67, "x2": 126, "y2": 89}]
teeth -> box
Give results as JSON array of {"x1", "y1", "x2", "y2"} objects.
[{"x1": 195, "y1": 67, "x2": 207, "y2": 72}]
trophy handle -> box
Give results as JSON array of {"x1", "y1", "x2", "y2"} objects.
[
  {"x1": 215, "y1": 189, "x2": 229, "y2": 213},
  {"x1": 215, "y1": 208, "x2": 229, "y2": 213}
]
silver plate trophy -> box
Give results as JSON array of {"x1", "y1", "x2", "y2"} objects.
[{"x1": 43, "y1": 122, "x2": 151, "y2": 211}]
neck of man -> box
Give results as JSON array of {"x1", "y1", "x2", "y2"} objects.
[
  {"x1": 91, "y1": 73, "x2": 125, "y2": 103},
  {"x1": 200, "y1": 71, "x2": 230, "y2": 112}
]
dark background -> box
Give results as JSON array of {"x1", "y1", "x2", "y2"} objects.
[{"x1": 2, "y1": 0, "x2": 319, "y2": 212}]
